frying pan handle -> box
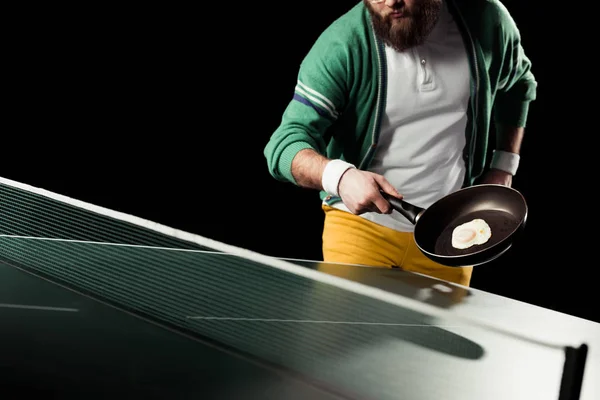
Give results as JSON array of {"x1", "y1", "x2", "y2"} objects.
[{"x1": 380, "y1": 191, "x2": 425, "y2": 225}]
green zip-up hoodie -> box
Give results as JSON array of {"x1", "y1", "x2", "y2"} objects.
[{"x1": 264, "y1": 0, "x2": 537, "y2": 203}]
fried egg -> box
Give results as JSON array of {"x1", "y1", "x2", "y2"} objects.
[{"x1": 451, "y1": 218, "x2": 492, "y2": 250}]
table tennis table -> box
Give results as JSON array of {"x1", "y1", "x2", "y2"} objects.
[{"x1": 0, "y1": 176, "x2": 597, "y2": 400}]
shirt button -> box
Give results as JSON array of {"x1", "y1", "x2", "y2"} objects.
[{"x1": 421, "y1": 59, "x2": 426, "y2": 65}]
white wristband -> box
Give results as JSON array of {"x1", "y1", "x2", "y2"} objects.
[
  {"x1": 490, "y1": 150, "x2": 520, "y2": 175},
  {"x1": 321, "y1": 159, "x2": 356, "y2": 197}
]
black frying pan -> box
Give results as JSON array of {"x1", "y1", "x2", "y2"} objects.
[{"x1": 381, "y1": 184, "x2": 528, "y2": 267}]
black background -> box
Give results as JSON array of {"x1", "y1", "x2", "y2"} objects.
[{"x1": 4, "y1": 1, "x2": 598, "y2": 323}]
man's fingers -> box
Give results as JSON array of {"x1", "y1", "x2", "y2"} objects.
[
  {"x1": 370, "y1": 175, "x2": 401, "y2": 214},
  {"x1": 370, "y1": 187, "x2": 394, "y2": 214},
  {"x1": 373, "y1": 175, "x2": 402, "y2": 199},
  {"x1": 373, "y1": 196, "x2": 393, "y2": 214}
]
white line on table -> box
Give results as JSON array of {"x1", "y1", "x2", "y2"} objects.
[
  {"x1": 186, "y1": 316, "x2": 461, "y2": 327},
  {"x1": 0, "y1": 303, "x2": 79, "y2": 312}
]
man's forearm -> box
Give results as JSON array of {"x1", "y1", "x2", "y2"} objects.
[
  {"x1": 489, "y1": 124, "x2": 525, "y2": 176},
  {"x1": 496, "y1": 124, "x2": 525, "y2": 154},
  {"x1": 290, "y1": 148, "x2": 330, "y2": 190}
]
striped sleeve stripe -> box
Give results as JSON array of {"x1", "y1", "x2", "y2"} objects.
[
  {"x1": 297, "y1": 81, "x2": 337, "y2": 111},
  {"x1": 293, "y1": 94, "x2": 331, "y2": 118},
  {"x1": 294, "y1": 81, "x2": 339, "y2": 119}
]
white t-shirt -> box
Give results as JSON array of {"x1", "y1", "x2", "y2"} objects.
[{"x1": 330, "y1": 1, "x2": 471, "y2": 232}]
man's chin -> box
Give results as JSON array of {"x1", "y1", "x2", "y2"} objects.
[{"x1": 388, "y1": 27, "x2": 419, "y2": 50}]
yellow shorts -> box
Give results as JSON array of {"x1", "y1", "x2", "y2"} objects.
[{"x1": 321, "y1": 205, "x2": 473, "y2": 286}]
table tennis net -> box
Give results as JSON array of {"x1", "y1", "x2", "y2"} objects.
[{"x1": 0, "y1": 177, "x2": 585, "y2": 400}]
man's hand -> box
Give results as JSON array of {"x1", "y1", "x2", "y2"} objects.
[
  {"x1": 337, "y1": 169, "x2": 402, "y2": 214},
  {"x1": 290, "y1": 149, "x2": 403, "y2": 214},
  {"x1": 478, "y1": 168, "x2": 513, "y2": 187}
]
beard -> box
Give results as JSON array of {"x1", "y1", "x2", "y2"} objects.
[{"x1": 366, "y1": 0, "x2": 443, "y2": 52}]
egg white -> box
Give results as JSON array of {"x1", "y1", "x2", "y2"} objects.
[{"x1": 451, "y1": 218, "x2": 492, "y2": 250}]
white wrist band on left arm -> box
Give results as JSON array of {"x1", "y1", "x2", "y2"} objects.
[
  {"x1": 321, "y1": 159, "x2": 356, "y2": 197},
  {"x1": 490, "y1": 150, "x2": 520, "y2": 175}
]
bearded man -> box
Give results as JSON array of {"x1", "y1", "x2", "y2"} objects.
[{"x1": 264, "y1": 0, "x2": 536, "y2": 286}]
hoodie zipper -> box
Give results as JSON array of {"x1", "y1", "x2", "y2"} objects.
[
  {"x1": 451, "y1": 0, "x2": 479, "y2": 179},
  {"x1": 359, "y1": 30, "x2": 386, "y2": 170}
]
